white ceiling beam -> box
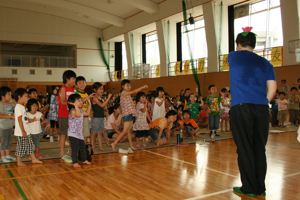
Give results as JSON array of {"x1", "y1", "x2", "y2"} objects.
[
  {"x1": 119, "y1": 0, "x2": 158, "y2": 14},
  {"x1": 25, "y1": 0, "x2": 125, "y2": 27}
]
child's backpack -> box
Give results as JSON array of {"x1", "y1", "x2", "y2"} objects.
[{"x1": 78, "y1": 144, "x2": 93, "y2": 162}]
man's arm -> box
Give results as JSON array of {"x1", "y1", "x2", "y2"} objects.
[{"x1": 267, "y1": 80, "x2": 277, "y2": 102}]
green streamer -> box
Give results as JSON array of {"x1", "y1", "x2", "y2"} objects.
[
  {"x1": 98, "y1": 38, "x2": 111, "y2": 81},
  {"x1": 130, "y1": 33, "x2": 135, "y2": 66},
  {"x1": 182, "y1": 0, "x2": 201, "y2": 96},
  {"x1": 218, "y1": 1, "x2": 223, "y2": 56},
  {"x1": 166, "y1": 20, "x2": 171, "y2": 71}
]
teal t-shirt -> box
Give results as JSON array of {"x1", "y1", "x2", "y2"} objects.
[
  {"x1": 186, "y1": 102, "x2": 200, "y2": 118},
  {"x1": 205, "y1": 95, "x2": 222, "y2": 115}
]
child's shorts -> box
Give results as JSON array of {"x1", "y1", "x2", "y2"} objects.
[
  {"x1": 106, "y1": 129, "x2": 116, "y2": 138},
  {"x1": 15, "y1": 135, "x2": 34, "y2": 157},
  {"x1": 91, "y1": 118, "x2": 104, "y2": 133},
  {"x1": 83, "y1": 117, "x2": 91, "y2": 137},
  {"x1": 59, "y1": 118, "x2": 68, "y2": 135},
  {"x1": 50, "y1": 120, "x2": 59, "y2": 129},
  {"x1": 221, "y1": 111, "x2": 229, "y2": 118},
  {"x1": 133, "y1": 130, "x2": 149, "y2": 138},
  {"x1": 123, "y1": 114, "x2": 134, "y2": 122},
  {"x1": 149, "y1": 128, "x2": 165, "y2": 142},
  {"x1": 31, "y1": 134, "x2": 41, "y2": 148},
  {"x1": 0, "y1": 129, "x2": 13, "y2": 150},
  {"x1": 277, "y1": 110, "x2": 287, "y2": 121}
]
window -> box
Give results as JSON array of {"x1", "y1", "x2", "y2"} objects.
[
  {"x1": 234, "y1": 0, "x2": 283, "y2": 50},
  {"x1": 182, "y1": 18, "x2": 208, "y2": 62},
  {"x1": 146, "y1": 32, "x2": 160, "y2": 66}
]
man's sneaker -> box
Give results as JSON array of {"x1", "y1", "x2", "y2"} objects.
[
  {"x1": 119, "y1": 148, "x2": 128, "y2": 154},
  {"x1": 62, "y1": 155, "x2": 72, "y2": 163},
  {"x1": 127, "y1": 148, "x2": 134, "y2": 154},
  {"x1": 5, "y1": 155, "x2": 16, "y2": 160},
  {"x1": 1, "y1": 157, "x2": 10, "y2": 163}
]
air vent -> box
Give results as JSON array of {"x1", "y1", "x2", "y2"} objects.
[
  {"x1": 12, "y1": 69, "x2": 17, "y2": 75},
  {"x1": 47, "y1": 70, "x2": 52, "y2": 75},
  {"x1": 30, "y1": 69, "x2": 35, "y2": 75}
]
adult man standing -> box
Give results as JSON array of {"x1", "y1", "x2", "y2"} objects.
[{"x1": 228, "y1": 27, "x2": 277, "y2": 197}]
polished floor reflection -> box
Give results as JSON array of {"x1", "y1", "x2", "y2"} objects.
[{"x1": 0, "y1": 131, "x2": 299, "y2": 200}]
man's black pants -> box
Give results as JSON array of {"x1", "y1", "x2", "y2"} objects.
[{"x1": 231, "y1": 103, "x2": 269, "y2": 194}]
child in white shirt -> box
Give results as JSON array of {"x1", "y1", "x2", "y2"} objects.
[
  {"x1": 277, "y1": 92, "x2": 288, "y2": 128},
  {"x1": 27, "y1": 99, "x2": 46, "y2": 159},
  {"x1": 152, "y1": 87, "x2": 166, "y2": 121},
  {"x1": 14, "y1": 88, "x2": 43, "y2": 167}
]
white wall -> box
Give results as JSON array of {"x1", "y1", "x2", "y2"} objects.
[{"x1": 0, "y1": 7, "x2": 114, "y2": 82}]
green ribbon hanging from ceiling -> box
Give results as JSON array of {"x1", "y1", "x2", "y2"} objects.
[
  {"x1": 98, "y1": 38, "x2": 111, "y2": 81},
  {"x1": 130, "y1": 33, "x2": 136, "y2": 66},
  {"x1": 182, "y1": 0, "x2": 201, "y2": 96},
  {"x1": 166, "y1": 20, "x2": 171, "y2": 70}
]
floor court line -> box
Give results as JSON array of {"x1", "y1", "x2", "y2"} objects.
[{"x1": 144, "y1": 150, "x2": 238, "y2": 178}]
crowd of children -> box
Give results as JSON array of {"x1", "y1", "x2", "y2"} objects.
[{"x1": 0, "y1": 71, "x2": 299, "y2": 167}]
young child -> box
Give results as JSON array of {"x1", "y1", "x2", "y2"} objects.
[
  {"x1": 14, "y1": 88, "x2": 43, "y2": 167},
  {"x1": 180, "y1": 110, "x2": 199, "y2": 140},
  {"x1": 277, "y1": 92, "x2": 288, "y2": 128},
  {"x1": 0, "y1": 86, "x2": 16, "y2": 162},
  {"x1": 106, "y1": 104, "x2": 128, "y2": 143},
  {"x1": 220, "y1": 88, "x2": 231, "y2": 132},
  {"x1": 288, "y1": 87, "x2": 300, "y2": 126},
  {"x1": 133, "y1": 92, "x2": 152, "y2": 148},
  {"x1": 197, "y1": 104, "x2": 209, "y2": 127},
  {"x1": 28, "y1": 88, "x2": 49, "y2": 114},
  {"x1": 110, "y1": 80, "x2": 147, "y2": 152},
  {"x1": 165, "y1": 97, "x2": 174, "y2": 112},
  {"x1": 27, "y1": 99, "x2": 46, "y2": 159},
  {"x1": 149, "y1": 110, "x2": 178, "y2": 146},
  {"x1": 270, "y1": 90, "x2": 279, "y2": 127},
  {"x1": 74, "y1": 76, "x2": 95, "y2": 144},
  {"x1": 67, "y1": 94, "x2": 92, "y2": 168},
  {"x1": 147, "y1": 92, "x2": 155, "y2": 121},
  {"x1": 184, "y1": 93, "x2": 204, "y2": 122},
  {"x1": 152, "y1": 87, "x2": 166, "y2": 121},
  {"x1": 58, "y1": 70, "x2": 76, "y2": 162},
  {"x1": 48, "y1": 87, "x2": 59, "y2": 142},
  {"x1": 91, "y1": 82, "x2": 112, "y2": 152},
  {"x1": 205, "y1": 85, "x2": 223, "y2": 137}
]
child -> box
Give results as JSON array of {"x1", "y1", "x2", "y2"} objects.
[
  {"x1": 277, "y1": 92, "x2": 288, "y2": 128},
  {"x1": 106, "y1": 104, "x2": 129, "y2": 143},
  {"x1": 110, "y1": 80, "x2": 147, "y2": 152},
  {"x1": 74, "y1": 76, "x2": 95, "y2": 144},
  {"x1": 28, "y1": 89, "x2": 49, "y2": 114},
  {"x1": 133, "y1": 92, "x2": 152, "y2": 148},
  {"x1": 91, "y1": 82, "x2": 112, "y2": 152},
  {"x1": 0, "y1": 86, "x2": 16, "y2": 162},
  {"x1": 13, "y1": 88, "x2": 42, "y2": 167},
  {"x1": 67, "y1": 94, "x2": 92, "y2": 168},
  {"x1": 288, "y1": 87, "x2": 300, "y2": 126},
  {"x1": 184, "y1": 93, "x2": 204, "y2": 122},
  {"x1": 147, "y1": 92, "x2": 155, "y2": 120},
  {"x1": 152, "y1": 87, "x2": 166, "y2": 121},
  {"x1": 149, "y1": 110, "x2": 178, "y2": 146},
  {"x1": 165, "y1": 97, "x2": 174, "y2": 112},
  {"x1": 197, "y1": 104, "x2": 209, "y2": 127},
  {"x1": 48, "y1": 87, "x2": 59, "y2": 142},
  {"x1": 27, "y1": 99, "x2": 46, "y2": 159},
  {"x1": 180, "y1": 110, "x2": 199, "y2": 140},
  {"x1": 280, "y1": 80, "x2": 289, "y2": 99},
  {"x1": 205, "y1": 85, "x2": 223, "y2": 137},
  {"x1": 58, "y1": 70, "x2": 76, "y2": 162},
  {"x1": 220, "y1": 88, "x2": 231, "y2": 132},
  {"x1": 270, "y1": 90, "x2": 279, "y2": 127}
]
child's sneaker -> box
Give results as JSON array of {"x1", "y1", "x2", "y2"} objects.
[
  {"x1": 5, "y1": 155, "x2": 16, "y2": 161},
  {"x1": 29, "y1": 155, "x2": 32, "y2": 160},
  {"x1": 135, "y1": 144, "x2": 140, "y2": 148},
  {"x1": 142, "y1": 143, "x2": 148, "y2": 147},
  {"x1": 36, "y1": 153, "x2": 44, "y2": 158},
  {"x1": 65, "y1": 141, "x2": 69, "y2": 146},
  {"x1": 46, "y1": 135, "x2": 50, "y2": 138},
  {"x1": 62, "y1": 155, "x2": 72, "y2": 163},
  {"x1": 119, "y1": 148, "x2": 128, "y2": 154},
  {"x1": 127, "y1": 148, "x2": 134, "y2": 154},
  {"x1": 1, "y1": 157, "x2": 10, "y2": 163}
]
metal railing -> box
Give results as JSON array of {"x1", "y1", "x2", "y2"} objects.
[{"x1": 1, "y1": 54, "x2": 75, "y2": 68}]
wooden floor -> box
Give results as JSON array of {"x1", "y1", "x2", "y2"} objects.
[{"x1": 0, "y1": 131, "x2": 299, "y2": 200}]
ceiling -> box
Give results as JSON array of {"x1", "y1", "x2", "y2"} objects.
[{"x1": 0, "y1": 0, "x2": 246, "y2": 31}]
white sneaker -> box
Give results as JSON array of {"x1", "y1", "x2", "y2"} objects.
[
  {"x1": 1, "y1": 157, "x2": 10, "y2": 163},
  {"x1": 65, "y1": 141, "x2": 69, "y2": 146},
  {"x1": 50, "y1": 136, "x2": 54, "y2": 142},
  {"x1": 127, "y1": 148, "x2": 134, "y2": 154},
  {"x1": 119, "y1": 148, "x2": 128, "y2": 154},
  {"x1": 46, "y1": 135, "x2": 50, "y2": 138},
  {"x1": 5, "y1": 155, "x2": 16, "y2": 160},
  {"x1": 62, "y1": 155, "x2": 72, "y2": 163}
]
